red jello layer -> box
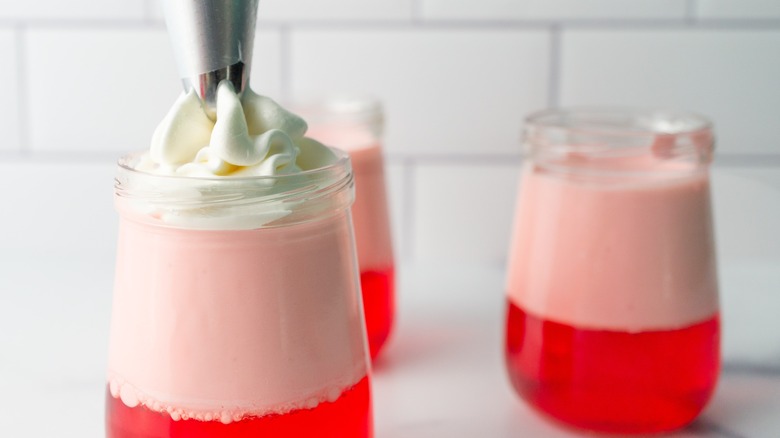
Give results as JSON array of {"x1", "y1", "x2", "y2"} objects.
[
  {"x1": 505, "y1": 299, "x2": 719, "y2": 434},
  {"x1": 361, "y1": 268, "x2": 395, "y2": 360},
  {"x1": 106, "y1": 376, "x2": 373, "y2": 438}
]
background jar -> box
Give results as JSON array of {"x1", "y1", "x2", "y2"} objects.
[
  {"x1": 293, "y1": 96, "x2": 396, "y2": 361},
  {"x1": 504, "y1": 108, "x2": 719, "y2": 434}
]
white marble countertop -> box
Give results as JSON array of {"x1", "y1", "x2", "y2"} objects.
[{"x1": 1, "y1": 254, "x2": 778, "y2": 437}]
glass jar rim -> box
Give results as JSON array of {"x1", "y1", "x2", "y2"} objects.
[
  {"x1": 525, "y1": 107, "x2": 713, "y2": 139},
  {"x1": 522, "y1": 107, "x2": 715, "y2": 178},
  {"x1": 114, "y1": 147, "x2": 354, "y2": 230},
  {"x1": 287, "y1": 95, "x2": 384, "y2": 136}
]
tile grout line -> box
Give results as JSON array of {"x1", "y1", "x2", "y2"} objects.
[
  {"x1": 254, "y1": 18, "x2": 780, "y2": 30},
  {"x1": 279, "y1": 24, "x2": 291, "y2": 101},
  {"x1": 401, "y1": 158, "x2": 417, "y2": 263},
  {"x1": 0, "y1": 18, "x2": 164, "y2": 29},
  {"x1": 14, "y1": 24, "x2": 29, "y2": 155},
  {"x1": 0, "y1": 150, "x2": 120, "y2": 163},
  {"x1": 1, "y1": 18, "x2": 779, "y2": 31},
  {"x1": 547, "y1": 24, "x2": 561, "y2": 109}
]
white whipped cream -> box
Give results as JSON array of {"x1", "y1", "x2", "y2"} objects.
[
  {"x1": 118, "y1": 82, "x2": 351, "y2": 230},
  {"x1": 136, "y1": 81, "x2": 336, "y2": 176}
]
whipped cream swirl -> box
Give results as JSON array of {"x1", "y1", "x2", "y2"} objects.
[
  {"x1": 136, "y1": 81, "x2": 335, "y2": 176},
  {"x1": 117, "y1": 82, "x2": 351, "y2": 230}
]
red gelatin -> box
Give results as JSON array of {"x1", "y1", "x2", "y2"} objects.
[
  {"x1": 361, "y1": 268, "x2": 395, "y2": 360},
  {"x1": 505, "y1": 300, "x2": 719, "y2": 434},
  {"x1": 106, "y1": 376, "x2": 372, "y2": 438}
]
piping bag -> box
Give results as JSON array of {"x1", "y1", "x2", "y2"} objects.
[{"x1": 163, "y1": 0, "x2": 259, "y2": 119}]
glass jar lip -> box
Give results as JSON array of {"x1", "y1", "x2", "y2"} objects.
[
  {"x1": 525, "y1": 107, "x2": 713, "y2": 138},
  {"x1": 288, "y1": 94, "x2": 382, "y2": 118},
  {"x1": 114, "y1": 147, "x2": 355, "y2": 230},
  {"x1": 286, "y1": 94, "x2": 384, "y2": 133},
  {"x1": 523, "y1": 107, "x2": 715, "y2": 177},
  {"x1": 117, "y1": 146, "x2": 352, "y2": 183}
]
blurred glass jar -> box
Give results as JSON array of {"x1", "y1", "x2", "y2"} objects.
[
  {"x1": 504, "y1": 108, "x2": 720, "y2": 434},
  {"x1": 293, "y1": 96, "x2": 396, "y2": 361}
]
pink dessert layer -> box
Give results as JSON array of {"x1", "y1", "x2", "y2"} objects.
[
  {"x1": 107, "y1": 208, "x2": 368, "y2": 420},
  {"x1": 506, "y1": 155, "x2": 719, "y2": 332},
  {"x1": 306, "y1": 127, "x2": 394, "y2": 274}
]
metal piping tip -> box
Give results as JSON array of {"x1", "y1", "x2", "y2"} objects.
[{"x1": 163, "y1": 0, "x2": 259, "y2": 117}]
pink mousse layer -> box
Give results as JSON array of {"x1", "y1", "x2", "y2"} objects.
[
  {"x1": 307, "y1": 127, "x2": 394, "y2": 272},
  {"x1": 107, "y1": 209, "x2": 368, "y2": 420},
  {"x1": 506, "y1": 157, "x2": 719, "y2": 332}
]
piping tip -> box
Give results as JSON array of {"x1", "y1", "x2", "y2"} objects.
[{"x1": 163, "y1": 0, "x2": 259, "y2": 117}]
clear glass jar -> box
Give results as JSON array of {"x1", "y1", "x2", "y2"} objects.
[
  {"x1": 504, "y1": 108, "x2": 720, "y2": 434},
  {"x1": 105, "y1": 150, "x2": 373, "y2": 437},
  {"x1": 292, "y1": 96, "x2": 395, "y2": 361}
]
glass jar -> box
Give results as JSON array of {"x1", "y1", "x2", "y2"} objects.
[
  {"x1": 105, "y1": 149, "x2": 373, "y2": 437},
  {"x1": 292, "y1": 96, "x2": 395, "y2": 361},
  {"x1": 504, "y1": 108, "x2": 720, "y2": 434}
]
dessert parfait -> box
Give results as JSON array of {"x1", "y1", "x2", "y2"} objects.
[
  {"x1": 106, "y1": 82, "x2": 373, "y2": 438},
  {"x1": 504, "y1": 108, "x2": 720, "y2": 434},
  {"x1": 297, "y1": 97, "x2": 395, "y2": 360},
  {"x1": 106, "y1": 2, "x2": 373, "y2": 436}
]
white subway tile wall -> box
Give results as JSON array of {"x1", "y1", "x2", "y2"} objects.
[
  {"x1": 0, "y1": 0, "x2": 144, "y2": 21},
  {"x1": 421, "y1": 0, "x2": 688, "y2": 21},
  {"x1": 146, "y1": 0, "x2": 163, "y2": 20},
  {"x1": 26, "y1": 28, "x2": 179, "y2": 153},
  {"x1": 259, "y1": 0, "x2": 414, "y2": 22},
  {"x1": 147, "y1": 1, "x2": 415, "y2": 23},
  {"x1": 249, "y1": 29, "x2": 284, "y2": 98},
  {"x1": 712, "y1": 166, "x2": 780, "y2": 265},
  {"x1": 1, "y1": 2, "x2": 778, "y2": 271},
  {"x1": 697, "y1": 0, "x2": 780, "y2": 20},
  {"x1": 412, "y1": 162, "x2": 521, "y2": 265},
  {"x1": 289, "y1": 29, "x2": 549, "y2": 156},
  {"x1": 0, "y1": 160, "x2": 117, "y2": 258},
  {"x1": 560, "y1": 29, "x2": 780, "y2": 155},
  {"x1": 385, "y1": 161, "x2": 408, "y2": 261},
  {"x1": 0, "y1": 29, "x2": 19, "y2": 151}
]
